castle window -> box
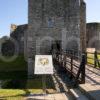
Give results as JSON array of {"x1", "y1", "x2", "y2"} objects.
[{"x1": 47, "y1": 17, "x2": 54, "y2": 28}]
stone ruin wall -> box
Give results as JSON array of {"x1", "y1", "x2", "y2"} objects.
[
  {"x1": 25, "y1": 0, "x2": 86, "y2": 75},
  {"x1": 86, "y1": 23, "x2": 100, "y2": 50},
  {"x1": 10, "y1": 24, "x2": 28, "y2": 54}
]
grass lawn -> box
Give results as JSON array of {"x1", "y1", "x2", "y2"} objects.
[
  {"x1": 0, "y1": 89, "x2": 56, "y2": 100},
  {"x1": 1, "y1": 75, "x2": 55, "y2": 89},
  {"x1": 0, "y1": 76, "x2": 55, "y2": 99},
  {"x1": 87, "y1": 53, "x2": 100, "y2": 67},
  {"x1": 0, "y1": 55, "x2": 27, "y2": 71},
  {"x1": 0, "y1": 55, "x2": 55, "y2": 89},
  {"x1": 0, "y1": 55, "x2": 27, "y2": 79},
  {"x1": 0, "y1": 89, "x2": 43, "y2": 100},
  {"x1": 0, "y1": 55, "x2": 56, "y2": 99}
]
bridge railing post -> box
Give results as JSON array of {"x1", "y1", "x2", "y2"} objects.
[
  {"x1": 75, "y1": 53, "x2": 86, "y2": 84},
  {"x1": 86, "y1": 52, "x2": 87, "y2": 64},
  {"x1": 97, "y1": 52, "x2": 100, "y2": 68},
  {"x1": 70, "y1": 55, "x2": 73, "y2": 79},
  {"x1": 81, "y1": 54, "x2": 86, "y2": 84},
  {"x1": 94, "y1": 51, "x2": 97, "y2": 68}
]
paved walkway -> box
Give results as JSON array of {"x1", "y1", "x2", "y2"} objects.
[
  {"x1": 66, "y1": 59, "x2": 100, "y2": 99},
  {"x1": 72, "y1": 60, "x2": 100, "y2": 85},
  {"x1": 25, "y1": 93, "x2": 72, "y2": 100},
  {"x1": 79, "y1": 65, "x2": 100, "y2": 100},
  {"x1": 25, "y1": 64, "x2": 100, "y2": 100},
  {"x1": 85, "y1": 65, "x2": 100, "y2": 85}
]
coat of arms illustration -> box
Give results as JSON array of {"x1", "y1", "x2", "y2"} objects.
[{"x1": 38, "y1": 58, "x2": 49, "y2": 66}]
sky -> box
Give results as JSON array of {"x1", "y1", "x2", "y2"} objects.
[{"x1": 0, "y1": 0, "x2": 100, "y2": 37}]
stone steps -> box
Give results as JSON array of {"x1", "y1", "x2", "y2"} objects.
[
  {"x1": 69, "y1": 88, "x2": 89, "y2": 100},
  {"x1": 79, "y1": 83, "x2": 100, "y2": 100}
]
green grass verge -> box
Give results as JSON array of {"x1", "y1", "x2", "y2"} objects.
[
  {"x1": 0, "y1": 55, "x2": 27, "y2": 71},
  {"x1": 0, "y1": 55, "x2": 27, "y2": 79},
  {"x1": 0, "y1": 89, "x2": 56, "y2": 100},
  {"x1": 0, "y1": 55, "x2": 56, "y2": 99},
  {"x1": 26, "y1": 76, "x2": 55, "y2": 89},
  {"x1": 0, "y1": 76, "x2": 55, "y2": 99},
  {"x1": 1, "y1": 76, "x2": 55, "y2": 89},
  {"x1": 0, "y1": 89, "x2": 43, "y2": 100},
  {"x1": 87, "y1": 53, "x2": 100, "y2": 67}
]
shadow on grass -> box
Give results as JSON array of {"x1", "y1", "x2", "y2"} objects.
[
  {"x1": 0, "y1": 71, "x2": 27, "y2": 80},
  {"x1": 0, "y1": 75, "x2": 55, "y2": 90}
]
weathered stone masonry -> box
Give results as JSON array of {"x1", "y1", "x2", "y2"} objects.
[
  {"x1": 86, "y1": 23, "x2": 100, "y2": 50},
  {"x1": 10, "y1": 24, "x2": 28, "y2": 54},
  {"x1": 25, "y1": 0, "x2": 86, "y2": 76}
]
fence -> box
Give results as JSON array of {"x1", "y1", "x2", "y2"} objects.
[
  {"x1": 53, "y1": 50, "x2": 86, "y2": 85},
  {"x1": 86, "y1": 51, "x2": 100, "y2": 68}
]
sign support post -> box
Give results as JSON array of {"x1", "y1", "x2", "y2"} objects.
[
  {"x1": 42, "y1": 74, "x2": 46, "y2": 95},
  {"x1": 34, "y1": 55, "x2": 54, "y2": 99}
]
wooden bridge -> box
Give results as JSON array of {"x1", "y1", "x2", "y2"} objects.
[{"x1": 52, "y1": 50, "x2": 100, "y2": 100}]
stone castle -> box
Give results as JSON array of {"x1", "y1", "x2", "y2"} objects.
[
  {"x1": 26, "y1": 0, "x2": 86, "y2": 76},
  {"x1": 8, "y1": 0, "x2": 86, "y2": 76},
  {"x1": 10, "y1": 24, "x2": 28, "y2": 54},
  {"x1": 86, "y1": 23, "x2": 100, "y2": 50}
]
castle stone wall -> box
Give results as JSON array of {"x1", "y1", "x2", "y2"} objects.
[
  {"x1": 10, "y1": 24, "x2": 28, "y2": 54},
  {"x1": 25, "y1": 0, "x2": 86, "y2": 76},
  {"x1": 86, "y1": 23, "x2": 100, "y2": 50}
]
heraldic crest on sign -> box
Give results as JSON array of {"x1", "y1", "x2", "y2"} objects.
[
  {"x1": 35, "y1": 55, "x2": 54, "y2": 75},
  {"x1": 38, "y1": 58, "x2": 49, "y2": 66}
]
